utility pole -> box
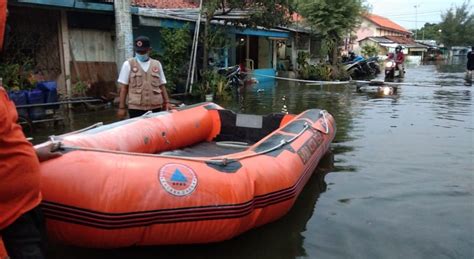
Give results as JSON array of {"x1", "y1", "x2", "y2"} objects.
[
  {"x1": 114, "y1": 0, "x2": 133, "y2": 71},
  {"x1": 414, "y1": 4, "x2": 419, "y2": 40}
]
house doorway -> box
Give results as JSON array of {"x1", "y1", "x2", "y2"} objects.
[{"x1": 236, "y1": 34, "x2": 259, "y2": 70}]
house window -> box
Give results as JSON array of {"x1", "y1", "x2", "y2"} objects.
[
  {"x1": 310, "y1": 38, "x2": 322, "y2": 57},
  {"x1": 296, "y1": 35, "x2": 310, "y2": 50}
]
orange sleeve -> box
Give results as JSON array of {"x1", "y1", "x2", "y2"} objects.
[
  {"x1": 0, "y1": 238, "x2": 7, "y2": 258},
  {"x1": 0, "y1": 88, "x2": 13, "y2": 136},
  {"x1": 0, "y1": 87, "x2": 41, "y2": 230}
]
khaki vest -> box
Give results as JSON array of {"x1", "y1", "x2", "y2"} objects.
[{"x1": 127, "y1": 58, "x2": 164, "y2": 110}]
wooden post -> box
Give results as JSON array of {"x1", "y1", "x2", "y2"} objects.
[
  {"x1": 272, "y1": 40, "x2": 277, "y2": 70},
  {"x1": 114, "y1": 0, "x2": 133, "y2": 71},
  {"x1": 246, "y1": 35, "x2": 250, "y2": 61},
  {"x1": 59, "y1": 10, "x2": 72, "y2": 99}
]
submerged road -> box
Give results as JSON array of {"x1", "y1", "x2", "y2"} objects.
[{"x1": 38, "y1": 61, "x2": 473, "y2": 259}]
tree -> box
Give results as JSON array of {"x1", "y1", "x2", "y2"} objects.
[
  {"x1": 200, "y1": 0, "x2": 294, "y2": 71},
  {"x1": 411, "y1": 23, "x2": 441, "y2": 42},
  {"x1": 439, "y1": 1, "x2": 474, "y2": 48},
  {"x1": 299, "y1": 0, "x2": 366, "y2": 65},
  {"x1": 156, "y1": 26, "x2": 191, "y2": 92}
]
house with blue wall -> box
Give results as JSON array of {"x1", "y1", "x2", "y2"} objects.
[{"x1": 4, "y1": 0, "x2": 312, "y2": 96}]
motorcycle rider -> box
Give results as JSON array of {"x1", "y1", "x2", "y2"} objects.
[{"x1": 394, "y1": 45, "x2": 405, "y2": 78}]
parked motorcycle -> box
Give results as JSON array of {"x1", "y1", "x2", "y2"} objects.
[
  {"x1": 344, "y1": 56, "x2": 376, "y2": 79},
  {"x1": 217, "y1": 65, "x2": 245, "y2": 88},
  {"x1": 366, "y1": 57, "x2": 381, "y2": 75}
]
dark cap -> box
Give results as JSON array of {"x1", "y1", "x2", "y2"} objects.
[{"x1": 134, "y1": 36, "x2": 151, "y2": 52}]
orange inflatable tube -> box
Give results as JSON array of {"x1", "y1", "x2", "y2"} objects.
[{"x1": 38, "y1": 102, "x2": 336, "y2": 247}]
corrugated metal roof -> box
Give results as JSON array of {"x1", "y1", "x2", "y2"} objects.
[
  {"x1": 137, "y1": 7, "x2": 310, "y2": 33},
  {"x1": 361, "y1": 36, "x2": 428, "y2": 49}
]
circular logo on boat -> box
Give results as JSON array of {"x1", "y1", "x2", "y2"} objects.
[{"x1": 159, "y1": 164, "x2": 198, "y2": 196}]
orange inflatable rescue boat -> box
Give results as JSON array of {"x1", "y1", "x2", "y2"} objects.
[{"x1": 37, "y1": 102, "x2": 336, "y2": 248}]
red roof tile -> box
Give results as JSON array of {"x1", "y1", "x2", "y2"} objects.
[
  {"x1": 132, "y1": 0, "x2": 199, "y2": 9},
  {"x1": 291, "y1": 12, "x2": 304, "y2": 22},
  {"x1": 384, "y1": 35, "x2": 415, "y2": 44},
  {"x1": 364, "y1": 13, "x2": 411, "y2": 34}
]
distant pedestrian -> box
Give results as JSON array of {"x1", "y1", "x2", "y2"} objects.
[
  {"x1": 117, "y1": 36, "x2": 170, "y2": 119},
  {"x1": 467, "y1": 46, "x2": 474, "y2": 85},
  {"x1": 467, "y1": 46, "x2": 474, "y2": 71}
]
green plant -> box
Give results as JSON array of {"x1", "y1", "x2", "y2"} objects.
[
  {"x1": 153, "y1": 26, "x2": 192, "y2": 93},
  {"x1": 314, "y1": 63, "x2": 332, "y2": 81},
  {"x1": 300, "y1": 0, "x2": 367, "y2": 65},
  {"x1": 361, "y1": 45, "x2": 378, "y2": 58},
  {"x1": 297, "y1": 51, "x2": 310, "y2": 69},
  {"x1": 193, "y1": 69, "x2": 230, "y2": 99},
  {"x1": 0, "y1": 57, "x2": 36, "y2": 91},
  {"x1": 72, "y1": 80, "x2": 90, "y2": 97},
  {"x1": 299, "y1": 63, "x2": 349, "y2": 81}
]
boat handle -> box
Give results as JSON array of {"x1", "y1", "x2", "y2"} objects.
[
  {"x1": 321, "y1": 110, "x2": 329, "y2": 134},
  {"x1": 311, "y1": 110, "x2": 329, "y2": 134}
]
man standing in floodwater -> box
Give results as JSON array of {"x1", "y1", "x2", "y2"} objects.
[
  {"x1": 466, "y1": 46, "x2": 474, "y2": 85},
  {"x1": 117, "y1": 36, "x2": 170, "y2": 119}
]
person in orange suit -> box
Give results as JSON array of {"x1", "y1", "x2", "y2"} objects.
[{"x1": 0, "y1": 86, "x2": 61, "y2": 258}]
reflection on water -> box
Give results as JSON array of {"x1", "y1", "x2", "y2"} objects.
[
  {"x1": 432, "y1": 89, "x2": 472, "y2": 124},
  {"x1": 35, "y1": 61, "x2": 473, "y2": 258}
]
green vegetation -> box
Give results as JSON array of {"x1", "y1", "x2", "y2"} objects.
[
  {"x1": 0, "y1": 57, "x2": 36, "y2": 91},
  {"x1": 361, "y1": 45, "x2": 378, "y2": 58},
  {"x1": 151, "y1": 26, "x2": 191, "y2": 93},
  {"x1": 412, "y1": 2, "x2": 473, "y2": 47},
  {"x1": 438, "y1": 1, "x2": 474, "y2": 48},
  {"x1": 296, "y1": 44, "x2": 350, "y2": 81},
  {"x1": 193, "y1": 70, "x2": 232, "y2": 100},
  {"x1": 299, "y1": 0, "x2": 367, "y2": 65},
  {"x1": 412, "y1": 23, "x2": 442, "y2": 42}
]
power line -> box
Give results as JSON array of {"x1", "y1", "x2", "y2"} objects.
[
  {"x1": 388, "y1": 11, "x2": 442, "y2": 18},
  {"x1": 397, "y1": 19, "x2": 440, "y2": 23},
  {"x1": 376, "y1": 10, "x2": 442, "y2": 16}
]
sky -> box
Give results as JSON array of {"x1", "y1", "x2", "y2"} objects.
[{"x1": 365, "y1": 0, "x2": 470, "y2": 30}]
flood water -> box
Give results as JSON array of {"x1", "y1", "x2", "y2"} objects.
[{"x1": 37, "y1": 61, "x2": 473, "y2": 258}]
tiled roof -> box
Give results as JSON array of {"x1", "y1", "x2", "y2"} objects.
[
  {"x1": 384, "y1": 35, "x2": 415, "y2": 44},
  {"x1": 364, "y1": 13, "x2": 410, "y2": 34},
  {"x1": 361, "y1": 36, "x2": 393, "y2": 43},
  {"x1": 132, "y1": 0, "x2": 198, "y2": 9}
]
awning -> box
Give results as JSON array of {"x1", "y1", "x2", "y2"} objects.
[{"x1": 137, "y1": 7, "x2": 289, "y2": 38}]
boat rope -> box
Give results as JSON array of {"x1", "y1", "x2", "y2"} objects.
[
  {"x1": 53, "y1": 119, "x2": 327, "y2": 166},
  {"x1": 50, "y1": 122, "x2": 103, "y2": 140},
  {"x1": 246, "y1": 72, "x2": 351, "y2": 85},
  {"x1": 246, "y1": 72, "x2": 462, "y2": 88}
]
